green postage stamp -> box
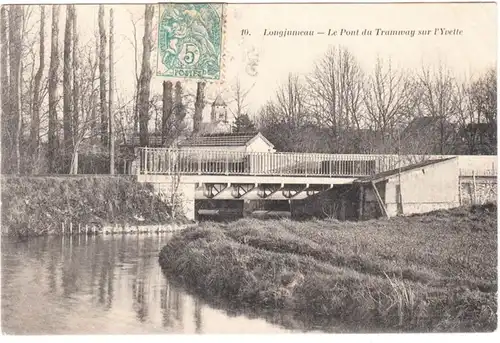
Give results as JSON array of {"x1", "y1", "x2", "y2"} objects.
[{"x1": 157, "y1": 3, "x2": 224, "y2": 80}]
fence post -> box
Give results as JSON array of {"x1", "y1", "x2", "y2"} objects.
[{"x1": 225, "y1": 153, "x2": 229, "y2": 175}]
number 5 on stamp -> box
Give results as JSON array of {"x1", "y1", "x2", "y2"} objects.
[{"x1": 157, "y1": 3, "x2": 224, "y2": 80}]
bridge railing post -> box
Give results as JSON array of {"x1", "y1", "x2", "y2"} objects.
[
  {"x1": 305, "y1": 153, "x2": 308, "y2": 177},
  {"x1": 167, "y1": 148, "x2": 171, "y2": 175},
  {"x1": 153, "y1": 148, "x2": 157, "y2": 173},
  {"x1": 279, "y1": 153, "x2": 283, "y2": 176},
  {"x1": 198, "y1": 152, "x2": 201, "y2": 175}
]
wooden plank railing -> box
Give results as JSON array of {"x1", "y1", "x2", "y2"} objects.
[{"x1": 134, "y1": 148, "x2": 411, "y2": 177}]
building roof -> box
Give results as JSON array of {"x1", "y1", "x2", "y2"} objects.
[
  {"x1": 354, "y1": 157, "x2": 457, "y2": 184},
  {"x1": 179, "y1": 132, "x2": 274, "y2": 148},
  {"x1": 212, "y1": 95, "x2": 226, "y2": 107},
  {"x1": 121, "y1": 133, "x2": 165, "y2": 147}
]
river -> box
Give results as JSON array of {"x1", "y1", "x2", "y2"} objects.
[{"x1": 1, "y1": 234, "x2": 295, "y2": 334}]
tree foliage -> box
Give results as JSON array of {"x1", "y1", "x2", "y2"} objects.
[{"x1": 232, "y1": 113, "x2": 256, "y2": 133}]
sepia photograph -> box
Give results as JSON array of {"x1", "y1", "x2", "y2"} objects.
[{"x1": 0, "y1": 0, "x2": 497, "y2": 336}]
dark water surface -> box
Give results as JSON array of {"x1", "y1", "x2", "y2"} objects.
[{"x1": 1, "y1": 234, "x2": 294, "y2": 334}]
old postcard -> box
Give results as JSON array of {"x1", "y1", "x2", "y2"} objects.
[{"x1": 0, "y1": 0, "x2": 497, "y2": 337}]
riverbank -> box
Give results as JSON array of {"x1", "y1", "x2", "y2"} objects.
[
  {"x1": 1, "y1": 175, "x2": 184, "y2": 237},
  {"x1": 159, "y1": 204, "x2": 497, "y2": 332}
]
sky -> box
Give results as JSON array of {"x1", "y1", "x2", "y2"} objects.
[{"x1": 22, "y1": 1, "x2": 498, "y2": 125}]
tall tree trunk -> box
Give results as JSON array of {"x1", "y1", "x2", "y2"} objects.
[
  {"x1": 71, "y1": 4, "x2": 79, "y2": 174},
  {"x1": 1, "y1": 7, "x2": 10, "y2": 173},
  {"x1": 193, "y1": 82, "x2": 206, "y2": 134},
  {"x1": 63, "y1": 5, "x2": 73, "y2": 172},
  {"x1": 30, "y1": 5, "x2": 45, "y2": 169},
  {"x1": 138, "y1": 4, "x2": 154, "y2": 147},
  {"x1": 8, "y1": 5, "x2": 23, "y2": 174},
  {"x1": 90, "y1": 92, "x2": 97, "y2": 140},
  {"x1": 162, "y1": 81, "x2": 173, "y2": 144},
  {"x1": 98, "y1": 5, "x2": 108, "y2": 147},
  {"x1": 48, "y1": 5, "x2": 60, "y2": 173},
  {"x1": 108, "y1": 8, "x2": 114, "y2": 174},
  {"x1": 174, "y1": 81, "x2": 185, "y2": 122},
  {"x1": 89, "y1": 37, "x2": 99, "y2": 139}
]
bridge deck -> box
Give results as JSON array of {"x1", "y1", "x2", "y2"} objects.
[
  {"x1": 134, "y1": 148, "x2": 497, "y2": 179},
  {"x1": 136, "y1": 148, "x2": 405, "y2": 177}
]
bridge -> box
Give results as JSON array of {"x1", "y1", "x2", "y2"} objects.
[
  {"x1": 134, "y1": 148, "x2": 407, "y2": 199},
  {"x1": 135, "y1": 147, "x2": 492, "y2": 195},
  {"x1": 132, "y1": 148, "x2": 497, "y2": 219}
]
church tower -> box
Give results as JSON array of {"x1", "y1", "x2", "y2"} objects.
[{"x1": 211, "y1": 95, "x2": 227, "y2": 123}]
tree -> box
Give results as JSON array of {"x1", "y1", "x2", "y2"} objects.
[
  {"x1": 69, "y1": 40, "x2": 102, "y2": 174},
  {"x1": 232, "y1": 114, "x2": 256, "y2": 133},
  {"x1": 124, "y1": 10, "x2": 142, "y2": 133},
  {"x1": 469, "y1": 68, "x2": 497, "y2": 154},
  {"x1": 47, "y1": 5, "x2": 60, "y2": 173},
  {"x1": 174, "y1": 81, "x2": 186, "y2": 123},
  {"x1": 228, "y1": 78, "x2": 256, "y2": 133},
  {"x1": 455, "y1": 68, "x2": 497, "y2": 155},
  {"x1": 307, "y1": 46, "x2": 364, "y2": 152},
  {"x1": 162, "y1": 81, "x2": 173, "y2": 144},
  {"x1": 30, "y1": 5, "x2": 45, "y2": 163},
  {"x1": 7, "y1": 5, "x2": 24, "y2": 174},
  {"x1": 1, "y1": 6, "x2": 10, "y2": 172},
  {"x1": 258, "y1": 74, "x2": 310, "y2": 151},
  {"x1": 230, "y1": 77, "x2": 254, "y2": 119},
  {"x1": 71, "y1": 4, "x2": 79, "y2": 173},
  {"x1": 416, "y1": 63, "x2": 458, "y2": 154},
  {"x1": 155, "y1": 80, "x2": 188, "y2": 146},
  {"x1": 98, "y1": 5, "x2": 108, "y2": 147},
  {"x1": 363, "y1": 57, "x2": 417, "y2": 153},
  {"x1": 8, "y1": 5, "x2": 23, "y2": 174},
  {"x1": 63, "y1": 4, "x2": 73, "y2": 168},
  {"x1": 193, "y1": 82, "x2": 206, "y2": 134},
  {"x1": 108, "y1": 7, "x2": 115, "y2": 174},
  {"x1": 137, "y1": 4, "x2": 154, "y2": 146}
]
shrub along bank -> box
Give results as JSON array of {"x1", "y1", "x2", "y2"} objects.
[
  {"x1": 159, "y1": 204, "x2": 497, "y2": 332},
  {"x1": 1, "y1": 176, "x2": 181, "y2": 236}
]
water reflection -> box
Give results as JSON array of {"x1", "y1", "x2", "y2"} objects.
[{"x1": 1, "y1": 235, "x2": 291, "y2": 334}]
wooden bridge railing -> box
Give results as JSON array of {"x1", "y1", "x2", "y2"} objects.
[{"x1": 134, "y1": 148, "x2": 414, "y2": 177}]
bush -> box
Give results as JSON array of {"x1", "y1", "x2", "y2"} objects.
[{"x1": 1, "y1": 175, "x2": 184, "y2": 237}]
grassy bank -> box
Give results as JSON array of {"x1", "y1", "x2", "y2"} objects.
[
  {"x1": 159, "y1": 204, "x2": 497, "y2": 332},
  {"x1": 1, "y1": 176, "x2": 182, "y2": 237}
]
